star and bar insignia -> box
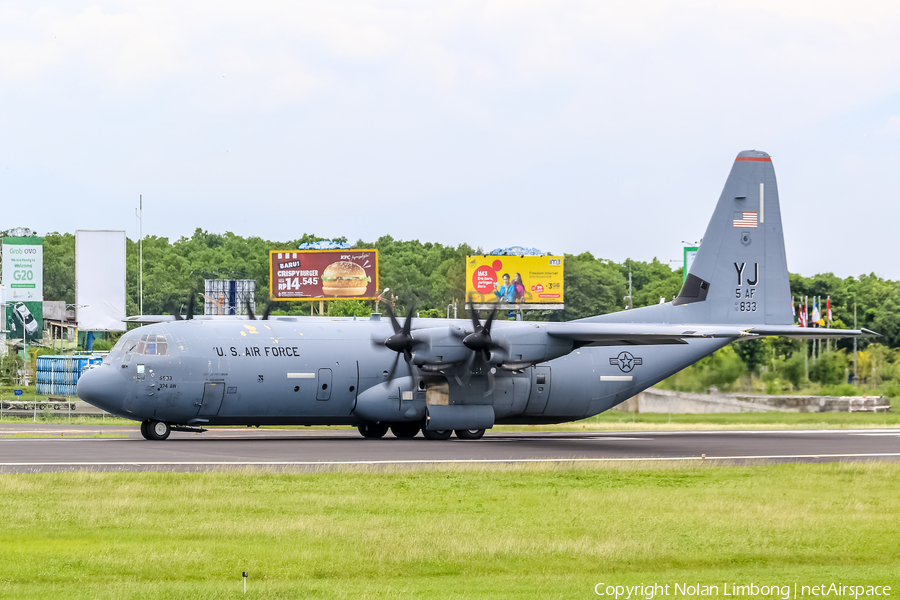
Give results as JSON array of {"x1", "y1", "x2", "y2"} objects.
[{"x1": 609, "y1": 351, "x2": 643, "y2": 373}]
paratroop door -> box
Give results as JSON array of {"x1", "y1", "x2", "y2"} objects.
[{"x1": 197, "y1": 382, "x2": 225, "y2": 416}]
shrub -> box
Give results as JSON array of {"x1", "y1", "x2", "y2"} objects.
[
  {"x1": 809, "y1": 350, "x2": 848, "y2": 386},
  {"x1": 819, "y1": 382, "x2": 858, "y2": 397},
  {"x1": 782, "y1": 352, "x2": 807, "y2": 389}
]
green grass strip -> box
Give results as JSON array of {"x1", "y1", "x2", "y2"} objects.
[{"x1": 0, "y1": 462, "x2": 898, "y2": 598}]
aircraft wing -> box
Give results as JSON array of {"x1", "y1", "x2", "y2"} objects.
[
  {"x1": 544, "y1": 323, "x2": 752, "y2": 346},
  {"x1": 123, "y1": 315, "x2": 249, "y2": 324}
]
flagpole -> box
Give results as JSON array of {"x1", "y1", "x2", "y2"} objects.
[
  {"x1": 815, "y1": 296, "x2": 819, "y2": 361},
  {"x1": 853, "y1": 302, "x2": 858, "y2": 385},
  {"x1": 804, "y1": 296, "x2": 809, "y2": 381}
]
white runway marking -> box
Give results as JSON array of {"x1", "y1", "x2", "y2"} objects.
[
  {"x1": 1, "y1": 453, "x2": 899, "y2": 468},
  {"x1": 483, "y1": 436, "x2": 655, "y2": 442}
]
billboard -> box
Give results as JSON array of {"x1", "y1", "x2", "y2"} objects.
[
  {"x1": 4, "y1": 300, "x2": 43, "y2": 344},
  {"x1": 2, "y1": 236, "x2": 44, "y2": 343},
  {"x1": 75, "y1": 230, "x2": 126, "y2": 331},
  {"x1": 466, "y1": 255, "x2": 564, "y2": 304},
  {"x1": 683, "y1": 246, "x2": 699, "y2": 282},
  {"x1": 2, "y1": 236, "x2": 42, "y2": 302},
  {"x1": 269, "y1": 249, "x2": 379, "y2": 301}
]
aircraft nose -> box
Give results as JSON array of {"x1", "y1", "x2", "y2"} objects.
[{"x1": 77, "y1": 365, "x2": 125, "y2": 413}]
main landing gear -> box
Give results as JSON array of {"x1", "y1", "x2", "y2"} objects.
[
  {"x1": 390, "y1": 422, "x2": 421, "y2": 439},
  {"x1": 356, "y1": 421, "x2": 486, "y2": 441},
  {"x1": 140, "y1": 420, "x2": 171, "y2": 441},
  {"x1": 357, "y1": 423, "x2": 390, "y2": 438},
  {"x1": 454, "y1": 429, "x2": 486, "y2": 440}
]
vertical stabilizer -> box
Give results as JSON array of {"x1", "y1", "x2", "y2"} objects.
[{"x1": 590, "y1": 150, "x2": 793, "y2": 325}]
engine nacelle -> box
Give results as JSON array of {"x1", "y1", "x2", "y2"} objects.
[{"x1": 408, "y1": 328, "x2": 470, "y2": 367}]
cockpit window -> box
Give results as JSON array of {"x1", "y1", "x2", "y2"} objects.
[{"x1": 129, "y1": 334, "x2": 169, "y2": 356}]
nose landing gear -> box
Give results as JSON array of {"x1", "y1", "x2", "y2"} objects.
[{"x1": 140, "y1": 420, "x2": 171, "y2": 441}]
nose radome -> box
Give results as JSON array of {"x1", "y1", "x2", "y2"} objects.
[{"x1": 77, "y1": 364, "x2": 126, "y2": 413}]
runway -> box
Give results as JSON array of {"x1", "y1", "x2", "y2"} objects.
[{"x1": 1, "y1": 423, "x2": 898, "y2": 472}]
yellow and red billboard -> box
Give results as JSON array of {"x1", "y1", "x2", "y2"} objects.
[
  {"x1": 466, "y1": 255, "x2": 564, "y2": 304},
  {"x1": 269, "y1": 249, "x2": 379, "y2": 301}
]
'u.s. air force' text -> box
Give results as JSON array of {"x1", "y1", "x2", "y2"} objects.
[{"x1": 214, "y1": 346, "x2": 301, "y2": 357}]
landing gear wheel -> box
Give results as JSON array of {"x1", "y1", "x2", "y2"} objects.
[
  {"x1": 455, "y1": 429, "x2": 486, "y2": 440},
  {"x1": 422, "y1": 428, "x2": 452, "y2": 441},
  {"x1": 145, "y1": 420, "x2": 170, "y2": 441},
  {"x1": 358, "y1": 423, "x2": 390, "y2": 439},
  {"x1": 140, "y1": 420, "x2": 149, "y2": 440},
  {"x1": 390, "y1": 423, "x2": 420, "y2": 439}
]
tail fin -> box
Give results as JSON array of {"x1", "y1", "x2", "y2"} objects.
[
  {"x1": 593, "y1": 150, "x2": 793, "y2": 325},
  {"x1": 672, "y1": 150, "x2": 792, "y2": 324}
]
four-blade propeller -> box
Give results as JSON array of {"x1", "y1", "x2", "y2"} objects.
[
  {"x1": 375, "y1": 302, "x2": 424, "y2": 384},
  {"x1": 172, "y1": 291, "x2": 197, "y2": 321},
  {"x1": 245, "y1": 299, "x2": 272, "y2": 321},
  {"x1": 450, "y1": 303, "x2": 509, "y2": 395}
]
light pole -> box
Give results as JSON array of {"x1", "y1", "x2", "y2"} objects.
[
  {"x1": 135, "y1": 195, "x2": 143, "y2": 315},
  {"x1": 12, "y1": 306, "x2": 28, "y2": 382},
  {"x1": 375, "y1": 288, "x2": 390, "y2": 314}
]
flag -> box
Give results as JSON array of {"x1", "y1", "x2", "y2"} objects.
[
  {"x1": 792, "y1": 297, "x2": 796, "y2": 325},
  {"x1": 813, "y1": 299, "x2": 824, "y2": 327},
  {"x1": 827, "y1": 297, "x2": 832, "y2": 322},
  {"x1": 733, "y1": 212, "x2": 758, "y2": 228}
]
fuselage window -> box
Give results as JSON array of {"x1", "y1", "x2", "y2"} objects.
[{"x1": 135, "y1": 335, "x2": 147, "y2": 355}]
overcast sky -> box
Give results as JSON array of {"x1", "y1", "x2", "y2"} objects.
[{"x1": 1, "y1": 1, "x2": 898, "y2": 279}]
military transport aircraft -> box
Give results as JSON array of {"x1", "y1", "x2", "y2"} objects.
[{"x1": 77, "y1": 150, "x2": 872, "y2": 441}]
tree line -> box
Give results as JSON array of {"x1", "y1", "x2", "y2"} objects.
[
  {"x1": 31, "y1": 229, "x2": 896, "y2": 338},
  {"x1": 14, "y1": 229, "x2": 900, "y2": 394}
]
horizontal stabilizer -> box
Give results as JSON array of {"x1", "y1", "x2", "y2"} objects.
[{"x1": 745, "y1": 326, "x2": 877, "y2": 339}]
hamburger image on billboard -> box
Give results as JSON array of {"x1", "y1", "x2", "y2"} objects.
[
  {"x1": 269, "y1": 250, "x2": 379, "y2": 300},
  {"x1": 322, "y1": 261, "x2": 370, "y2": 296}
]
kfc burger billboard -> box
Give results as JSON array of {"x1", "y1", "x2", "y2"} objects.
[{"x1": 269, "y1": 250, "x2": 379, "y2": 300}]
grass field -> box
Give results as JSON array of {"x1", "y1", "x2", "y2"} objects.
[{"x1": 1, "y1": 462, "x2": 898, "y2": 599}]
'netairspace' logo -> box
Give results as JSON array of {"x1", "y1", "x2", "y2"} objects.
[{"x1": 593, "y1": 582, "x2": 893, "y2": 599}]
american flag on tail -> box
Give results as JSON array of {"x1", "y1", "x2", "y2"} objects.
[{"x1": 733, "y1": 212, "x2": 758, "y2": 228}]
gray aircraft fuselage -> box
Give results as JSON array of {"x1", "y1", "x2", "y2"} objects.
[{"x1": 81, "y1": 316, "x2": 729, "y2": 427}]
